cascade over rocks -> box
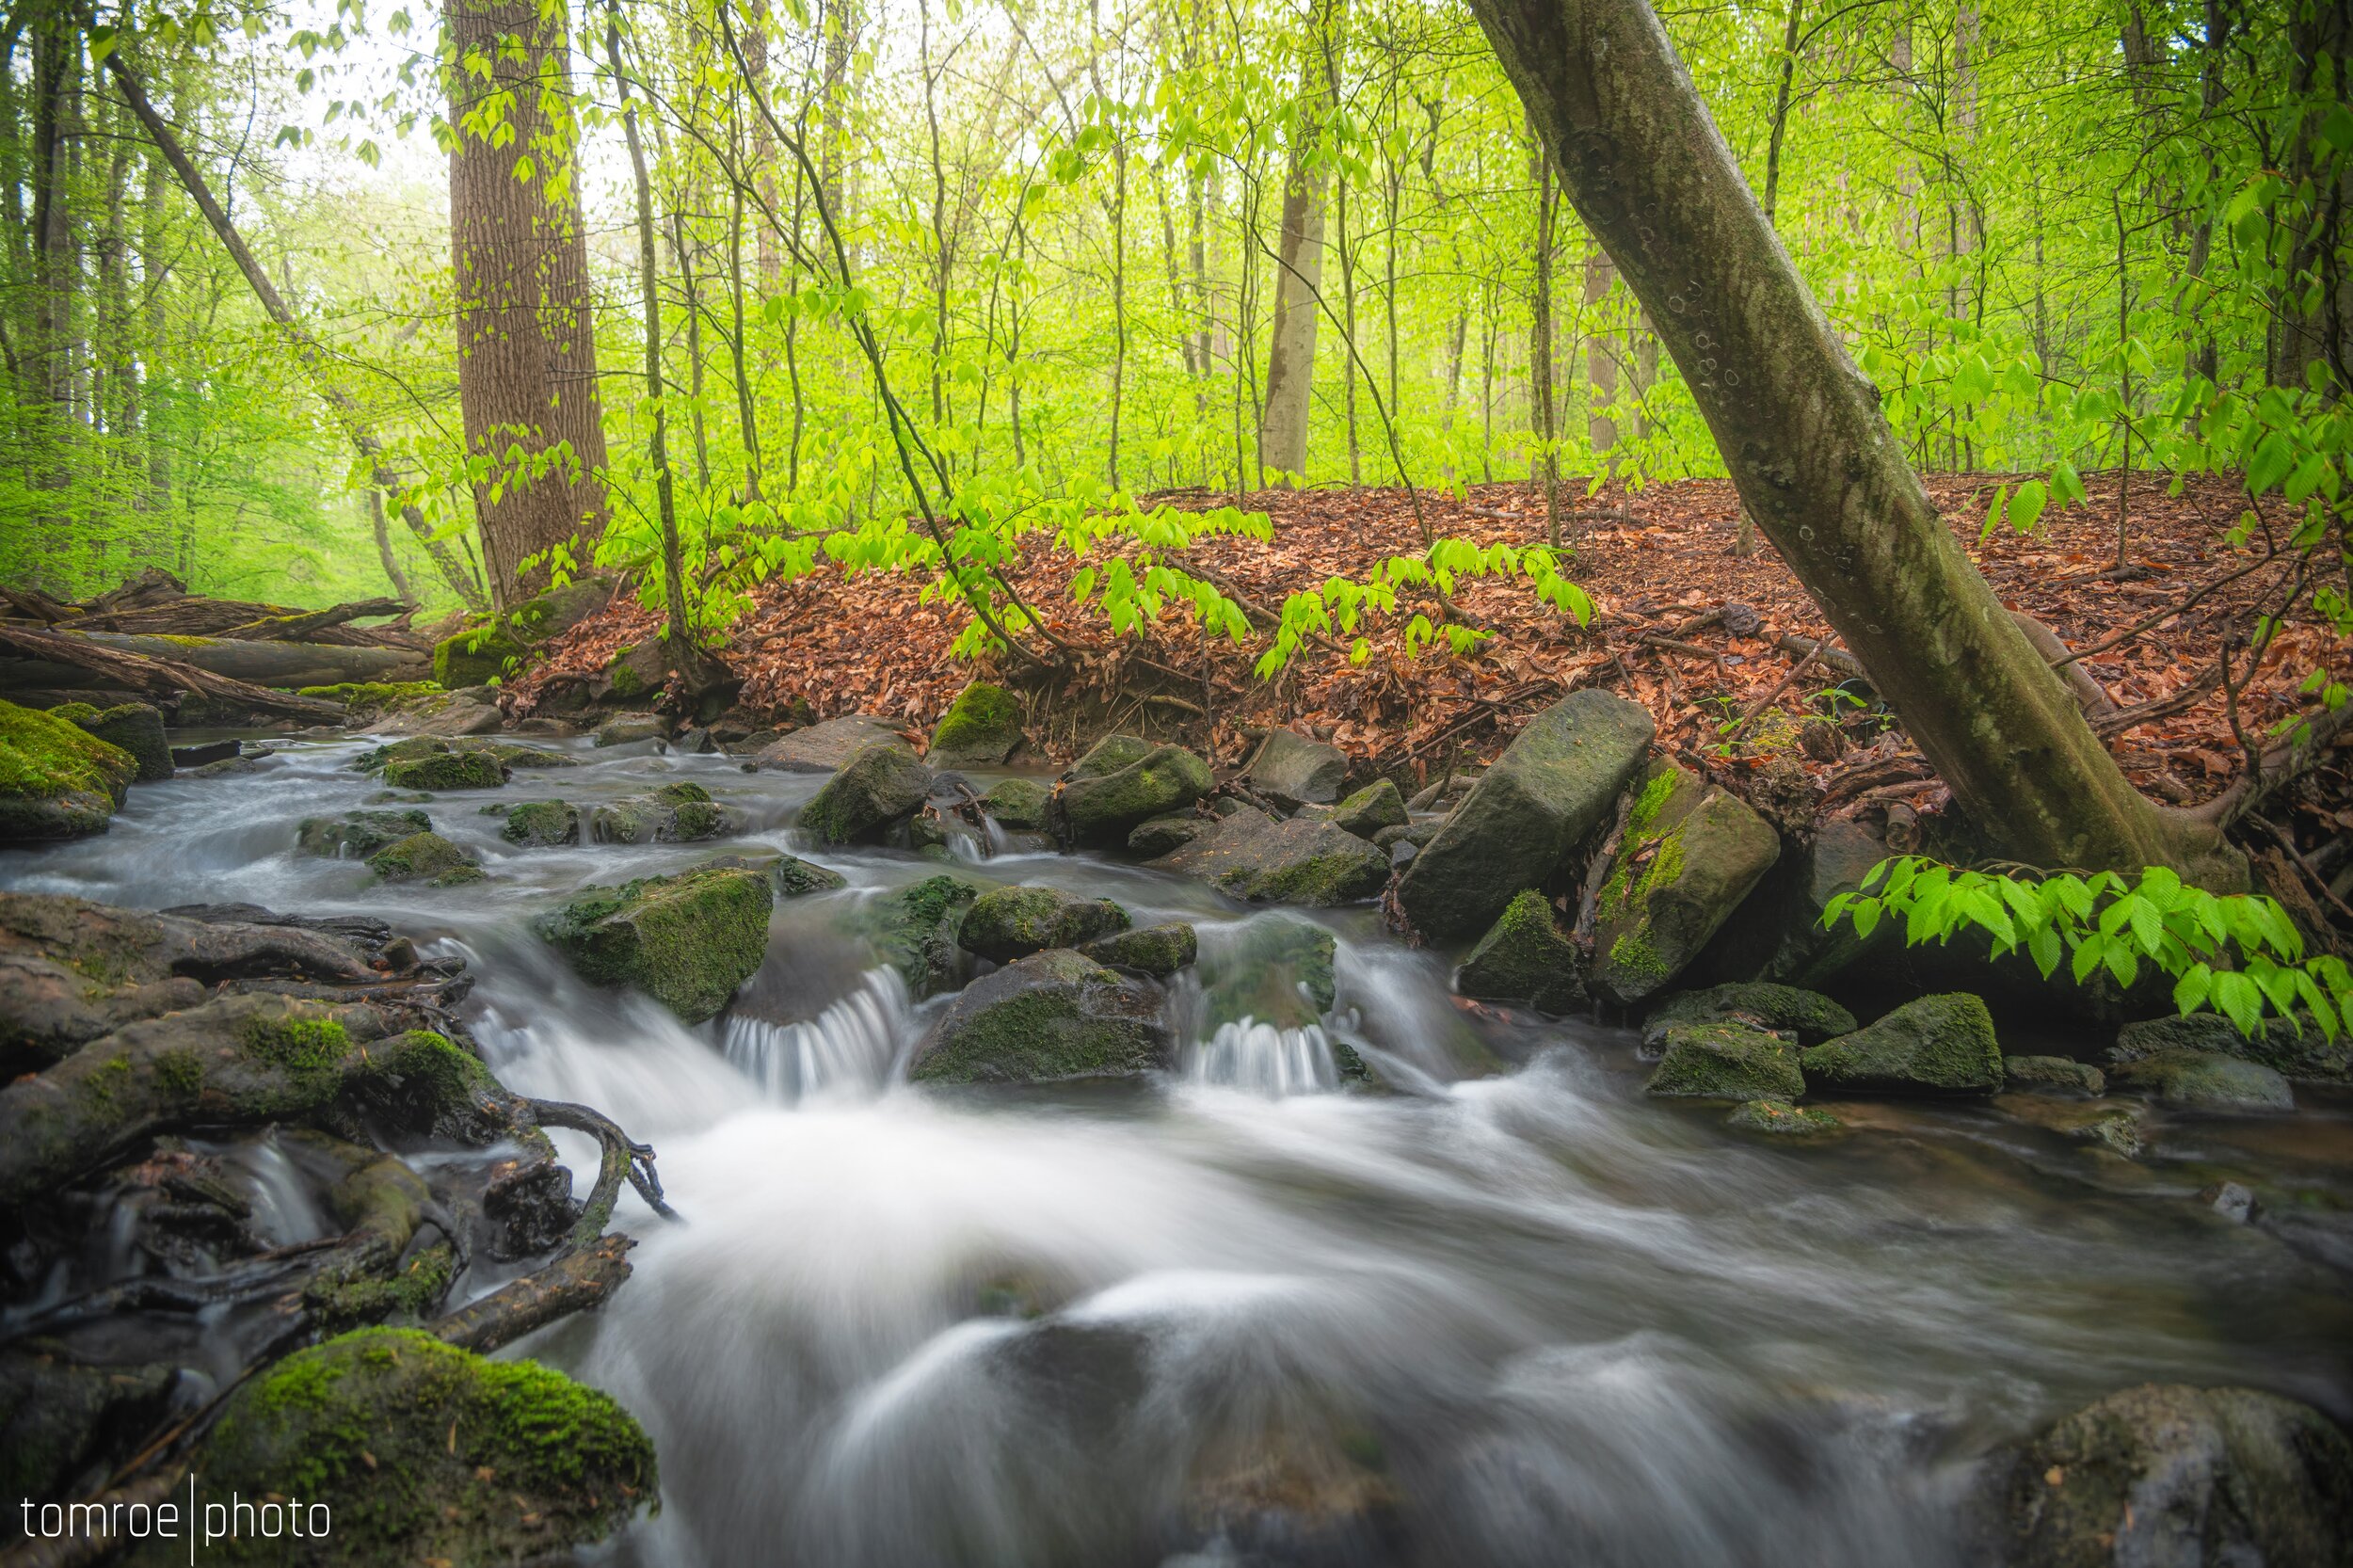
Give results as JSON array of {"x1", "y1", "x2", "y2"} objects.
[
  {"x1": 1395, "y1": 689, "x2": 1655, "y2": 939},
  {"x1": 1800, "y1": 994, "x2": 2005, "y2": 1096},
  {"x1": 537, "y1": 860, "x2": 772, "y2": 1022},
  {"x1": 1588, "y1": 762, "x2": 1782, "y2": 1005},
  {"x1": 912, "y1": 948, "x2": 1174, "y2": 1084},
  {"x1": 297, "y1": 808, "x2": 434, "y2": 859},
  {"x1": 799, "y1": 743, "x2": 934, "y2": 845},
  {"x1": 983, "y1": 776, "x2": 1049, "y2": 829},
  {"x1": 1247, "y1": 728, "x2": 1349, "y2": 806},
  {"x1": 756, "y1": 713, "x2": 911, "y2": 773},
  {"x1": 498, "y1": 798, "x2": 581, "y2": 846},
  {"x1": 1454, "y1": 889, "x2": 1587, "y2": 1014},
  {"x1": 960, "y1": 885, "x2": 1132, "y2": 964},
  {"x1": 1055, "y1": 734, "x2": 1213, "y2": 845},
  {"x1": 1148, "y1": 807, "x2": 1389, "y2": 905}
]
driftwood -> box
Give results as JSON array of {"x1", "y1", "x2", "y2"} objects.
[
  {"x1": 0, "y1": 624, "x2": 346, "y2": 720},
  {"x1": 13, "y1": 630, "x2": 425, "y2": 690}
]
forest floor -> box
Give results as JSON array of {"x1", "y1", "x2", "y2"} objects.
[{"x1": 509, "y1": 471, "x2": 2345, "y2": 828}]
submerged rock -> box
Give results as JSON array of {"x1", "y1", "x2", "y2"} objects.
[
  {"x1": 1641, "y1": 982, "x2": 1857, "y2": 1049},
  {"x1": 196, "y1": 1327, "x2": 655, "y2": 1565},
  {"x1": 1077, "y1": 921, "x2": 1198, "y2": 977},
  {"x1": 499, "y1": 798, "x2": 581, "y2": 847},
  {"x1": 1248, "y1": 728, "x2": 1349, "y2": 805},
  {"x1": 2113, "y1": 1011, "x2": 2351, "y2": 1084},
  {"x1": 1725, "y1": 1098, "x2": 1840, "y2": 1137},
  {"x1": 1056, "y1": 735, "x2": 1213, "y2": 845},
  {"x1": 758, "y1": 852, "x2": 848, "y2": 897},
  {"x1": 1454, "y1": 888, "x2": 1586, "y2": 1014},
  {"x1": 1150, "y1": 808, "x2": 1389, "y2": 905},
  {"x1": 2107, "y1": 1047, "x2": 2294, "y2": 1112},
  {"x1": 960, "y1": 885, "x2": 1132, "y2": 964},
  {"x1": 50, "y1": 700, "x2": 171, "y2": 781},
  {"x1": 592, "y1": 712, "x2": 670, "y2": 748},
  {"x1": 366, "y1": 831, "x2": 484, "y2": 887},
  {"x1": 756, "y1": 713, "x2": 911, "y2": 773},
  {"x1": 982, "y1": 776, "x2": 1049, "y2": 830},
  {"x1": 537, "y1": 860, "x2": 772, "y2": 1022},
  {"x1": 912, "y1": 949, "x2": 1173, "y2": 1084},
  {"x1": 929, "y1": 680, "x2": 1026, "y2": 767},
  {"x1": 0, "y1": 699, "x2": 136, "y2": 841},
  {"x1": 1644, "y1": 1020, "x2": 1807, "y2": 1101},
  {"x1": 2001, "y1": 1383, "x2": 2353, "y2": 1568},
  {"x1": 1800, "y1": 994, "x2": 2004, "y2": 1096},
  {"x1": 1588, "y1": 762, "x2": 1782, "y2": 1005},
  {"x1": 297, "y1": 808, "x2": 433, "y2": 859},
  {"x1": 1395, "y1": 689, "x2": 1655, "y2": 939},
  {"x1": 2004, "y1": 1055, "x2": 2105, "y2": 1095},
  {"x1": 588, "y1": 780, "x2": 737, "y2": 844},
  {"x1": 799, "y1": 743, "x2": 934, "y2": 845},
  {"x1": 859, "y1": 874, "x2": 981, "y2": 997},
  {"x1": 1996, "y1": 1093, "x2": 2147, "y2": 1157},
  {"x1": 1199, "y1": 920, "x2": 1337, "y2": 1030}
]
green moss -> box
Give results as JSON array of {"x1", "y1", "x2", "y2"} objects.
[
  {"x1": 800, "y1": 742, "x2": 933, "y2": 845},
  {"x1": 859, "y1": 874, "x2": 981, "y2": 995},
  {"x1": 1643, "y1": 984, "x2": 1858, "y2": 1047},
  {"x1": 297, "y1": 808, "x2": 433, "y2": 859},
  {"x1": 296, "y1": 680, "x2": 442, "y2": 709},
  {"x1": 366, "y1": 830, "x2": 481, "y2": 885},
  {"x1": 538, "y1": 864, "x2": 772, "y2": 1021},
  {"x1": 1199, "y1": 920, "x2": 1337, "y2": 1031},
  {"x1": 930, "y1": 681, "x2": 1023, "y2": 760},
  {"x1": 150, "y1": 633, "x2": 216, "y2": 648},
  {"x1": 1644, "y1": 1021, "x2": 1806, "y2": 1100},
  {"x1": 1057, "y1": 736, "x2": 1214, "y2": 844},
  {"x1": 433, "y1": 620, "x2": 526, "y2": 689},
  {"x1": 1076, "y1": 921, "x2": 1198, "y2": 976},
  {"x1": 87, "y1": 1053, "x2": 132, "y2": 1110},
  {"x1": 912, "y1": 950, "x2": 1169, "y2": 1083},
  {"x1": 983, "y1": 776, "x2": 1049, "y2": 829},
  {"x1": 501, "y1": 798, "x2": 580, "y2": 846},
  {"x1": 1456, "y1": 889, "x2": 1586, "y2": 1013},
  {"x1": 1800, "y1": 993, "x2": 2005, "y2": 1096},
  {"x1": 0, "y1": 699, "x2": 137, "y2": 839},
  {"x1": 763, "y1": 853, "x2": 848, "y2": 897},
  {"x1": 153, "y1": 1046, "x2": 204, "y2": 1101},
  {"x1": 1725, "y1": 1098, "x2": 1841, "y2": 1136},
  {"x1": 46, "y1": 701, "x2": 100, "y2": 725},
  {"x1": 242, "y1": 1014, "x2": 351, "y2": 1072},
  {"x1": 382, "y1": 751, "x2": 505, "y2": 792},
  {"x1": 960, "y1": 885, "x2": 1132, "y2": 963},
  {"x1": 305, "y1": 1241, "x2": 456, "y2": 1334}
]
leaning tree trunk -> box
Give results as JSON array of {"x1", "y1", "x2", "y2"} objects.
[
  {"x1": 446, "y1": 0, "x2": 614, "y2": 609},
  {"x1": 1465, "y1": 0, "x2": 2236, "y2": 880},
  {"x1": 1258, "y1": 0, "x2": 1342, "y2": 485}
]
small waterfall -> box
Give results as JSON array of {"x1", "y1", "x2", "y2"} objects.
[
  {"x1": 233, "y1": 1135, "x2": 331, "y2": 1247},
  {"x1": 1188, "y1": 1017, "x2": 1339, "y2": 1096},
  {"x1": 725, "y1": 968, "x2": 914, "y2": 1103}
]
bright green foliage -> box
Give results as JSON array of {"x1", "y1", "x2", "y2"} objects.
[{"x1": 1824, "y1": 856, "x2": 2353, "y2": 1041}]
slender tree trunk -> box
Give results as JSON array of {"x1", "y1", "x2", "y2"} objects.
[
  {"x1": 669, "y1": 206, "x2": 712, "y2": 490},
  {"x1": 1259, "y1": 0, "x2": 1341, "y2": 483},
  {"x1": 1529, "y1": 136, "x2": 1560, "y2": 544},
  {"x1": 727, "y1": 184, "x2": 763, "y2": 502},
  {"x1": 1338, "y1": 175, "x2": 1362, "y2": 482},
  {"x1": 1582, "y1": 247, "x2": 1618, "y2": 476},
  {"x1": 369, "y1": 488, "x2": 417, "y2": 603},
  {"x1": 1465, "y1": 0, "x2": 2235, "y2": 878}
]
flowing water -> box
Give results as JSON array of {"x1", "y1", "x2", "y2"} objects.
[{"x1": 8, "y1": 734, "x2": 2352, "y2": 1567}]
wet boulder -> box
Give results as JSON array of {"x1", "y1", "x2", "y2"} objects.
[
  {"x1": 912, "y1": 949, "x2": 1173, "y2": 1084},
  {"x1": 366, "y1": 831, "x2": 485, "y2": 887},
  {"x1": 297, "y1": 808, "x2": 432, "y2": 859},
  {"x1": 536, "y1": 860, "x2": 772, "y2": 1022},
  {"x1": 756, "y1": 713, "x2": 911, "y2": 773},
  {"x1": 1323, "y1": 778, "x2": 1407, "y2": 839},
  {"x1": 1077, "y1": 921, "x2": 1198, "y2": 977},
  {"x1": 1644, "y1": 1020, "x2": 1806, "y2": 1101},
  {"x1": 2113, "y1": 1011, "x2": 2350, "y2": 1084},
  {"x1": 1395, "y1": 689, "x2": 1656, "y2": 939},
  {"x1": 1128, "y1": 813, "x2": 1208, "y2": 856},
  {"x1": 50, "y1": 700, "x2": 171, "y2": 781},
  {"x1": 1248, "y1": 728, "x2": 1349, "y2": 806},
  {"x1": 859, "y1": 874, "x2": 981, "y2": 997},
  {"x1": 983, "y1": 776, "x2": 1049, "y2": 830},
  {"x1": 1800, "y1": 993, "x2": 2004, "y2": 1096},
  {"x1": 588, "y1": 780, "x2": 739, "y2": 844},
  {"x1": 381, "y1": 749, "x2": 505, "y2": 792},
  {"x1": 929, "y1": 680, "x2": 1026, "y2": 767},
  {"x1": 1725, "y1": 1098, "x2": 1840, "y2": 1137},
  {"x1": 498, "y1": 798, "x2": 580, "y2": 847},
  {"x1": 195, "y1": 1327, "x2": 656, "y2": 1566},
  {"x1": 1588, "y1": 763, "x2": 1782, "y2": 1005},
  {"x1": 1760, "y1": 816, "x2": 1895, "y2": 987},
  {"x1": 592, "y1": 712, "x2": 670, "y2": 748},
  {"x1": 2004, "y1": 1055, "x2": 2105, "y2": 1095},
  {"x1": 1995, "y1": 1093, "x2": 2146, "y2": 1157},
  {"x1": 0, "y1": 699, "x2": 136, "y2": 841},
  {"x1": 799, "y1": 742, "x2": 934, "y2": 845},
  {"x1": 1056, "y1": 735, "x2": 1213, "y2": 845},
  {"x1": 2107, "y1": 1047, "x2": 2294, "y2": 1112},
  {"x1": 959, "y1": 885, "x2": 1132, "y2": 964},
  {"x1": 1641, "y1": 982, "x2": 1857, "y2": 1051},
  {"x1": 0, "y1": 1348, "x2": 176, "y2": 1508},
  {"x1": 1149, "y1": 808, "x2": 1388, "y2": 905},
  {"x1": 2001, "y1": 1384, "x2": 2353, "y2": 1568},
  {"x1": 1455, "y1": 888, "x2": 1586, "y2": 1014},
  {"x1": 758, "y1": 851, "x2": 848, "y2": 897}
]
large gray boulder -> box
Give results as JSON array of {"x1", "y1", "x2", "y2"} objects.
[
  {"x1": 1800, "y1": 993, "x2": 2004, "y2": 1096},
  {"x1": 958, "y1": 885, "x2": 1131, "y2": 964},
  {"x1": 911, "y1": 949, "x2": 1173, "y2": 1084},
  {"x1": 2114, "y1": 1011, "x2": 2350, "y2": 1084},
  {"x1": 1588, "y1": 762, "x2": 1782, "y2": 1005},
  {"x1": 2001, "y1": 1384, "x2": 2353, "y2": 1568},
  {"x1": 756, "y1": 713, "x2": 911, "y2": 774},
  {"x1": 1056, "y1": 735, "x2": 1213, "y2": 846},
  {"x1": 1394, "y1": 690, "x2": 1655, "y2": 939},
  {"x1": 798, "y1": 743, "x2": 933, "y2": 845},
  {"x1": 1149, "y1": 808, "x2": 1388, "y2": 905},
  {"x1": 2107, "y1": 1047, "x2": 2294, "y2": 1112},
  {"x1": 1248, "y1": 728, "x2": 1348, "y2": 806}
]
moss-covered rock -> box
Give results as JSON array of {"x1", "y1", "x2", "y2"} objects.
[
  {"x1": 1076, "y1": 921, "x2": 1198, "y2": 977},
  {"x1": 381, "y1": 750, "x2": 505, "y2": 792},
  {"x1": 929, "y1": 681, "x2": 1025, "y2": 767},
  {"x1": 296, "y1": 680, "x2": 442, "y2": 719},
  {"x1": 1247, "y1": 728, "x2": 1348, "y2": 806},
  {"x1": 1644, "y1": 1020, "x2": 1806, "y2": 1100},
  {"x1": 1057, "y1": 735, "x2": 1213, "y2": 845},
  {"x1": 983, "y1": 776, "x2": 1049, "y2": 830},
  {"x1": 587, "y1": 780, "x2": 737, "y2": 844},
  {"x1": 297, "y1": 808, "x2": 432, "y2": 859},
  {"x1": 755, "y1": 852, "x2": 846, "y2": 896},
  {"x1": 858, "y1": 874, "x2": 981, "y2": 997},
  {"x1": 537, "y1": 861, "x2": 772, "y2": 1021},
  {"x1": 365, "y1": 831, "x2": 484, "y2": 887},
  {"x1": 2003, "y1": 1055, "x2": 2105, "y2": 1095},
  {"x1": 1641, "y1": 982, "x2": 1857, "y2": 1048},
  {"x1": 433, "y1": 621, "x2": 525, "y2": 689},
  {"x1": 1800, "y1": 993, "x2": 2004, "y2": 1096},
  {"x1": 1588, "y1": 762, "x2": 1782, "y2": 1005},
  {"x1": 592, "y1": 712, "x2": 670, "y2": 748},
  {"x1": 2001, "y1": 1384, "x2": 2353, "y2": 1568},
  {"x1": 1150, "y1": 808, "x2": 1388, "y2": 905},
  {"x1": 959, "y1": 885, "x2": 1132, "y2": 963},
  {"x1": 56, "y1": 701, "x2": 171, "y2": 781},
  {"x1": 2107, "y1": 1047, "x2": 2294, "y2": 1112},
  {"x1": 755, "y1": 713, "x2": 911, "y2": 773},
  {"x1": 191, "y1": 1328, "x2": 655, "y2": 1566},
  {"x1": 912, "y1": 949, "x2": 1173, "y2": 1084},
  {"x1": 799, "y1": 743, "x2": 934, "y2": 846},
  {"x1": 1325, "y1": 778, "x2": 1406, "y2": 839},
  {"x1": 0, "y1": 698, "x2": 137, "y2": 841},
  {"x1": 0, "y1": 1347, "x2": 175, "y2": 1507},
  {"x1": 1995, "y1": 1092, "x2": 2146, "y2": 1156},
  {"x1": 1128, "y1": 813, "x2": 1207, "y2": 856},
  {"x1": 1725, "y1": 1098, "x2": 1840, "y2": 1137},
  {"x1": 499, "y1": 798, "x2": 580, "y2": 847},
  {"x1": 2113, "y1": 1010, "x2": 2351, "y2": 1084},
  {"x1": 1396, "y1": 689, "x2": 1656, "y2": 939},
  {"x1": 1454, "y1": 889, "x2": 1586, "y2": 1014}
]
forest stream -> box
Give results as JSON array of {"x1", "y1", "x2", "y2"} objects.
[{"x1": 4, "y1": 729, "x2": 2347, "y2": 1568}]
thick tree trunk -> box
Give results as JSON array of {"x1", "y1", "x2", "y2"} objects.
[
  {"x1": 2273, "y1": 0, "x2": 2353, "y2": 396},
  {"x1": 1259, "y1": 0, "x2": 1341, "y2": 483},
  {"x1": 1465, "y1": 0, "x2": 2235, "y2": 879},
  {"x1": 446, "y1": 0, "x2": 612, "y2": 608}
]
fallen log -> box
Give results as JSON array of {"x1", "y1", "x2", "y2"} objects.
[
  {"x1": 0, "y1": 628, "x2": 422, "y2": 694},
  {"x1": 0, "y1": 625, "x2": 347, "y2": 721},
  {"x1": 214, "y1": 597, "x2": 408, "y2": 642}
]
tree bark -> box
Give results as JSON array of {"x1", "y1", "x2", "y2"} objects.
[
  {"x1": 1258, "y1": 0, "x2": 1341, "y2": 483},
  {"x1": 1464, "y1": 0, "x2": 2237, "y2": 880},
  {"x1": 446, "y1": 0, "x2": 613, "y2": 608}
]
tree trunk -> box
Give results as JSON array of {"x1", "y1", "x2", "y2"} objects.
[
  {"x1": 1465, "y1": 0, "x2": 2236, "y2": 879},
  {"x1": 1, "y1": 630, "x2": 423, "y2": 691},
  {"x1": 1259, "y1": 0, "x2": 1341, "y2": 483},
  {"x1": 1529, "y1": 135, "x2": 1561, "y2": 544},
  {"x1": 446, "y1": 0, "x2": 613, "y2": 608},
  {"x1": 1581, "y1": 247, "x2": 1618, "y2": 473}
]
